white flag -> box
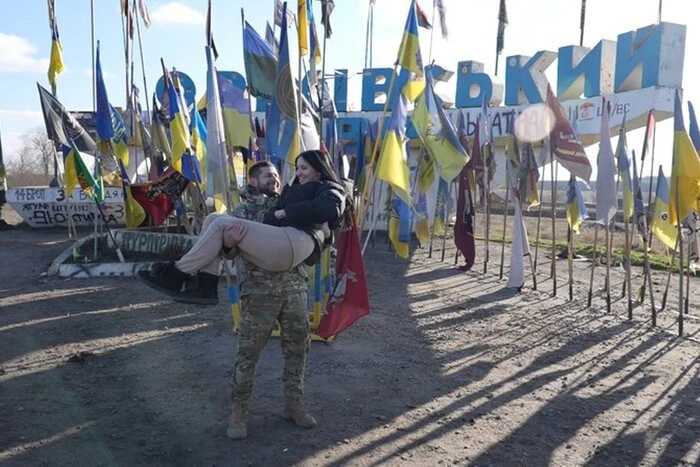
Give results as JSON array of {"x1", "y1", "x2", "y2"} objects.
[
  {"x1": 205, "y1": 46, "x2": 230, "y2": 213},
  {"x1": 506, "y1": 197, "x2": 530, "y2": 290},
  {"x1": 595, "y1": 97, "x2": 618, "y2": 225},
  {"x1": 435, "y1": 0, "x2": 448, "y2": 39}
]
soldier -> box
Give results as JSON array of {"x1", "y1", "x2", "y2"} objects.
[{"x1": 224, "y1": 161, "x2": 316, "y2": 440}]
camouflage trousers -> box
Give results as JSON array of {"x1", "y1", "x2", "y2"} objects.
[{"x1": 232, "y1": 291, "x2": 310, "y2": 405}]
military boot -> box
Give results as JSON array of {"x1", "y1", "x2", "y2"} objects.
[
  {"x1": 283, "y1": 398, "x2": 317, "y2": 428},
  {"x1": 226, "y1": 401, "x2": 249, "y2": 440}
]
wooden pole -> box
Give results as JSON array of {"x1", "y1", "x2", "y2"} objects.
[
  {"x1": 483, "y1": 144, "x2": 492, "y2": 274},
  {"x1": 533, "y1": 163, "x2": 546, "y2": 274},
  {"x1": 551, "y1": 160, "x2": 558, "y2": 296},
  {"x1": 567, "y1": 176, "x2": 575, "y2": 301},
  {"x1": 625, "y1": 215, "x2": 633, "y2": 319},
  {"x1": 587, "y1": 224, "x2": 600, "y2": 307},
  {"x1": 684, "y1": 222, "x2": 692, "y2": 315},
  {"x1": 440, "y1": 182, "x2": 454, "y2": 262},
  {"x1": 605, "y1": 224, "x2": 612, "y2": 313},
  {"x1": 499, "y1": 177, "x2": 510, "y2": 279},
  {"x1": 675, "y1": 179, "x2": 684, "y2": 336},
  {"x1": 660, "y1": 242, "x2": 678, "y2": 311}
]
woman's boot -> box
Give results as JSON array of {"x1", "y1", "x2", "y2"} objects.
[
  {"x1": 138, "y1": 262, "x2": 190, "y2": 297},
  {"x1": 174, "y1": 272, "x2": 220, "y2": 306}
]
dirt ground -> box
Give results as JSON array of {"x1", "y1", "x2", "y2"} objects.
[{"x1": 1, "y1": 205, "x2": 699, "y2": 467}]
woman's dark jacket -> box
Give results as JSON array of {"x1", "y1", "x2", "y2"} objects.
[{"x1": 263, "y1": 180, "x2": 346, "y2": 265}]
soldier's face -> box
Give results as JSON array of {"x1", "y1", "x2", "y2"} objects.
[{"x1": 252, "y1": 167, "x2": 280, "y2": 195}]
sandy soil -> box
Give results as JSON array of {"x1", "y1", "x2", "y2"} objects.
[{"x1": 1, "y1": 205, "x2": 699, "y2": 466}]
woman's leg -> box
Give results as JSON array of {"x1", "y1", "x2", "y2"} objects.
[
  {"x1": 233, "y1": 222, "x2": 315, "y2": 271},
  {"x1": 176, "y1": 214, "x2": 236, "y2": 275}
]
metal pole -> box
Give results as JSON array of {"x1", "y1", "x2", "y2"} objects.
[{"x1": 91, "y1": 0, "x2": 100, "y2": 259}]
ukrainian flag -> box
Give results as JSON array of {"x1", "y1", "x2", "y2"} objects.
[
  {"x1": 376, "y1": 93, "x2": 411, "y2": 205},
  {"x1": 166, "y1": 72, "x2": 192, "y2": 176},
  {"x1": 669, "y1": 91, "x2": 700, "y2": 225},
  {"x1": 95, "y1": 41, "x2": 129, "y2": 166},
  {"x1": 566, "y1": 178, "x2": 588, "y2": 234},
  {"x1": 190, "y1": 106, "x2": 208, "y2": 187},
  {"x1": 652, "y1": 167, "x2": 679, "y2": 250},
  {"x1": 267, "y1": 2, "x2": 301, "y2": 167},
  {"x1": 616, "y1": 125, "x2": 635, "y2": 220},
  {"x1": 118, "y1": 159, "x2": 146, "y2": 228},
  {"x1": 298, "y1": 0, "x2": 309, "y2": 56},
  {"x1": 412, "y1": 77, "x2": 469, "y2": 183},
  {"x1": 397, "y1": 0, "x2": 425, "y2": 102},
  {"x1": 48, "y1": 22, "x2": 64, "y2": 85},
  {"x1": 389, "y1": 195, "x2": 410, "y2": 259}
]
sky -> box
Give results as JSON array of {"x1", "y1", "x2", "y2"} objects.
[{"x1": 0, "y1": 0, "x2": 696, "y2": 182}]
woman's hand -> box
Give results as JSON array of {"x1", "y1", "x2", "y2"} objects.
[
  {"x1": 224, "y1": 222, "x2": 246, "y2": 248},
  {"x1": 274, "y1": 209, "x2": 286, "y2": 220}
]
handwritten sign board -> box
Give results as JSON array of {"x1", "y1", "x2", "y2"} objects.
[{"x1": 7, "y1": 187, "x2": 125, "y2": 228}]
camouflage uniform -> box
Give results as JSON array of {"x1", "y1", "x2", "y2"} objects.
[{"x1": 229, "y1": 185, "x2": 310, "y2": 408}]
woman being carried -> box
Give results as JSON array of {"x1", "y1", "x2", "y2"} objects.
[{"x1": 138, "y1": 150, "x2": 351, "y2": 302}]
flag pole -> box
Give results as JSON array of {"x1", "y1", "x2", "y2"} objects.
[
  {"x1": 498, "y1": 165, "x2": 510, "y2": 279},
  {"x1": 319, "y1": 35, "x2": 328, "y2": 145},
  {"x1": 533, "y1": 146, "x2": 546, "y2": 275},
  {"x1": 482, "y1": 141, "x2": 492, "y2": 274},
  {"x1": 586, "y1": 224, "x2": 600, "y2": 307},
  {"x1": 674, "y1": 172, "x2": 684, "y2": 336},
  {"x1": 134, "y1": 1, "x2": 150, "y2": 117},
  {"x1": 684, "y1": 219, "x2": 692, "y2": 315},
  {"x1": 550, "y1": 158, "x2": 558, "y2": 296},
  {"x1": 428, "y1": 1, "x2": 437, "y2": 64},
  {"x1": 567, "y1": 179, "x2": 575, "y2": 301},
  {"x1": 624, "y1": 209, "x2": 633, "y2": 318},
  {"x1": 605, "y1": 221, "x2": 612, "y2": 313},
  {"x1": 355, "y1": 66, "x2": 399, "y2": 231},
  {"x1": 91, "y1": 0, "x2": 100, "y2": 260},
  {"x1": 440, "y1": 182, "x2": 453, "y2": 262},
  {"x1": 638, "y1": 113, "x2": 655, "y2": 303},
  {"x1": 364, "y1": 2, "x2": 374, "y2": 69}
]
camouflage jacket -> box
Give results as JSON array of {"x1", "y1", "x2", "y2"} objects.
[{"x1": 231, "y1": 185, "x2": 308, "y2": 296}]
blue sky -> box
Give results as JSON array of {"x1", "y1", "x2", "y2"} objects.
[{"x1": 0, "y1": 0, "x2": 697, "y2": 180}]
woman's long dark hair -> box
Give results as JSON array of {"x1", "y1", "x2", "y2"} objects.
[{"x1": 295, "y1": 150, "x2": 355, "y2": 229}]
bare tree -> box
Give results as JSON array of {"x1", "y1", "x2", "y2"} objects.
[{"x1": 5, "y1": 128, "x2": 55, "y2": 186}]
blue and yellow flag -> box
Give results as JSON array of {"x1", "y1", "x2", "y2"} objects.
[
  {"x1": 118, "y1": 159, "x2": 146, "y2": 228},
  {"x1": 669, "y1": 91, "x2": 700, "y2": 225},
  {"x1": 298, "y1": 0, "x2": 309, "y2": 56},
  {"x1": 397, "y1": 0, "x2": 425, "y2": 101},
  {"x1": 95, "y1": 41, "x2": 129, "y2": 166},
  {"x1": 165, "y1": 70, "x2": 194, "y2": 177},
  {"x1": 615, "y1": 122, "x2": 634, "y2": 220},
  {"x1": 566, "y1": 178, "x2": 588, "y2": 234},
  {"x1": 267, "y1": 2, "x2": 301, "y2": 166},
  {"x1": 190, "y1": 106, "x2": 208, "y2": 187},
  {"x1": 376, "y1": 92, "x2": 411, "y2": 205},
  {"x1": 389, "y1": 195, "x2": 410, "y2": 259},
  {"x1": 47, "y1": 8, "x2": 64, "y2": 86},
  {"x1": 243, "y1": 21, "x2": 277, "y2": 101},
  {"x1": 411, "y1": 77, "x2": 469, "y2": 183},
  {"x1": 688, "y1": 101, "x2": 700, "y2": 150},
  {"x1": 652, "y1": 166, "x2": 679, "y2": 250},
  {"x1": 205, "y1": 46, "x2": 232, "y2": 213}
]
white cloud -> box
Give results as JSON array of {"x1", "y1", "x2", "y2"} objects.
[
  {"x1": 0, "y1": 110, "x2": 44, "y2": 125},
  {"x1": 151, "y1": 2, "x2": 205, "y2": 26},
  {"x1": 0, "y1": 33, "x2": 49, "y2": 74}
]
